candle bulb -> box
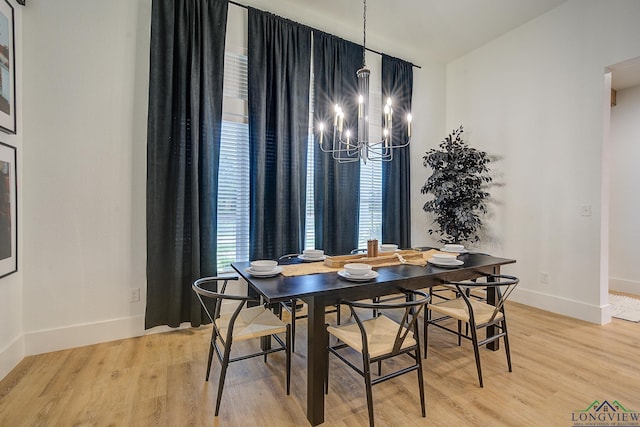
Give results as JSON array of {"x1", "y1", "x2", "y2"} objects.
[
  {"x1": 383, "y1": 104, "x2": 390, "y2": 129},
  {"x1": 406, "y1": 114, "x2": 412, "y2": 137},
  {"x1": 338, "y1": 112, "x2": 344, "y2": 133},
  {"x1": 346, "y1": 130, "x2": 351, "y2": 148},
  {"x1": 383, "y1": 128, "x2": 390, "y2": 148},
  {"x1": 319, "y1": 122, "x2": 324, "y2": 145},
  {"x1": 358, "y1": 95, "x2": 363, "y2": 119}
]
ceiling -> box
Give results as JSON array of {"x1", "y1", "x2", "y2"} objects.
[
  {"x1": 241, "y1": 0, "x2": 569, "y2": 63},
  {"x1": 240, "y1": 0, "x2": 640, "y2": 90}
]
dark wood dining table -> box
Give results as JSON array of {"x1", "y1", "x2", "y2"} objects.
[{"x1": 232, "y1": 248, "x2": 516, "y2": 426}]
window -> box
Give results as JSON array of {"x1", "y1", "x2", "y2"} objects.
[
  {"x1": 357, "y1": 53, "x2": 383, "y2": 249},
  {"x1": 216, "y1": 8, "x2": 383, "y2": 265},
  {"x1": 217, "y1": 49, "x2": 250, "y2": 272}
]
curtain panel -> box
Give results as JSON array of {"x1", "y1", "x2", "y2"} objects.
[
  {"x1": 247, "y1": 9, "x2": 312, "y2": 261},
  {"x1": 146, "y1": 0, "x2": 228, "y2": 328},
  {"x1": 381, "y1": 55, "x2": 413, "y2": 249},
  {"x1": 312, "y1": 32, "x2": 363, "y2": 255}
]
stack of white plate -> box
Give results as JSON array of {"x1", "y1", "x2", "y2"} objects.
[
  {"x1": 245, "y1": 260, "x2": 283, "y2": 277},
  {"x1": 379, "y1": 243, "x2": 399, "y2": 253},
  {"x1": 439, "y1": 243, "x2": 468, "y2": 253},
  {"x1": 338, "y1": 263, "x2": 379, "y2": 281},
  {"x1": 428, "y1": 253, "x2": 463, "y2": 268},
  {"x1": 298, "y1": 249, "x2": 326, "y2": 262}
]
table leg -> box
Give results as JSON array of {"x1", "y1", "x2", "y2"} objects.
[
  {"x1": 306, "y1": 296, "x2": 327, "y2": 426},
  {"x1": 486, "y1": 266, "x2": 500, "y2": 351}
]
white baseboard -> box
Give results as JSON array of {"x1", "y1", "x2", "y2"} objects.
[
  {"x1": 1, "y1": 316, "x2": 195, "y2": 382},
  {"x1": 511, "y1": 287, "x2": 611, "y2": 325},
  {"x1": 0, "y1": 335, "x2": 25, "y2": 380},
  {"x1": 609, "y1": 277, "x2": 640, "y2": 295},
  {"x1": 24, "y1": 315, "x2": 193, "y2": 357}
]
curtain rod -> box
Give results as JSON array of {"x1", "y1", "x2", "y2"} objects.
[{"x1": 228, "y1": 0, "x2": 422, "y2": 69}]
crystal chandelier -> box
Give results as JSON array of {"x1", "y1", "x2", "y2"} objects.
[{"x1": 317, "y1": 0, "x2": 412, "y2": 164}]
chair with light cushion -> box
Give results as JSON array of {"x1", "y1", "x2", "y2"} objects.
[
  {"x1": 193, "y1": 276, "x2": 291, "y2": 416},
  {"x1": 325, "y1": 289, "x2": 430, "y2": 427},
  {"x1": 424, "y1": 274, "x2": 519, "y2": 387}
]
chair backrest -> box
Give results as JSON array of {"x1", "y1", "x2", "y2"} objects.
[
  {"x1": 278, "y1": 253, "x2": 299, "y2": 261},
  {"x1": 350, "y1": 248, "x2": 367, "y2": 254},
  {"x1": 342, "y1": 289, "x2": 430, "y2": 356},
  {"x1": 445, "y1": 274, "x2": 519, "y2": 325},
  {"x1": 193, "y1": 276, "x2": 258, "y2": 337}
]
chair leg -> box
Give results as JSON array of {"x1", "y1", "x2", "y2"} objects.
[
  {"x1": 502, "y1": 319, "x2": 513, "y2": 372},
  {"x1": 325, "y1": 325, "x2": 330, "y2": 395},
  {"x1": 469, "y1": 325, "x2": 484, "y2": 388},
  {"x1": 457, "y1": 320, "x2": 462, "y2": 346},
  {"x1": 336, "y1": 304, "x2": 341, "y2": 325},
  {"x1": 423, "y1": 310, "x2": 430, "y2": 359},
  {"x1": 206, "y1": 327, "x2": 218, "y2": 381},
  {"x1": 362, "y1": 354, "x2": 375, "y2": 427},
  {"x1": 214, "y1": 339, "x2": 233, "y2": 416},
  {"x1": 416, "y1": 347, "x2": 426, "y2": 417},
  {"x1": 285, "y1": 325, "x2": 291, "y2": 394},
  {"x1": 291, "y1": 299, "x2": 297, "y2": 353}
]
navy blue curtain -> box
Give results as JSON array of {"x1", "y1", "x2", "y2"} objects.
[
  {"x1": 313, "y1": 32, "x2": 363, "y2": 255},
  {"x1": 381, "y1": 55, "x2": 413, "y2": 249},
  {"x1": 146, "y1": 0, "x2": 228, "y2": 328},
  {"x1": 248, "y1": 9, "x2": 312, "y2": 260}
]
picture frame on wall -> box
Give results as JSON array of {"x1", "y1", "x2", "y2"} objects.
[
  {"x1": 0, "y1": 141, "x2": 16, "y2": 278},
  {"x1": 0, "y1": 0, "x2": 15, "y2": 134}
]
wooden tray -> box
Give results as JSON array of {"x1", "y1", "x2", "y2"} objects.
[{"x1": 323, "y1": 250, "x2": 424, "y2": 268}]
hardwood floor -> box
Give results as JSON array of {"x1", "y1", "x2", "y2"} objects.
[{"x1": 1, "y1": 302, "x2": 639, "y2": 426}]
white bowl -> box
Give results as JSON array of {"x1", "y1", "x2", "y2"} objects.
[
  {"x1": 303, "y1": 249, "x2": 325, "y2": 258},
  {"x1": 380, "y1": 244, "x2": 398, "y2": 252},
  {"x1": 444, "y1": 244, "x2": 465, "y2": 252},
  {"x1": 432, "y1": 253, "x2": 457, "y2": 262},
  {"x1": 344, "y1": 263, "x2": 372, "y2": 276},
  {"x1": 250, "y1": 260, "x2": 278, "y2": 272}
]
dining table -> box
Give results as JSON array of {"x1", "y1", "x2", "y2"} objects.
[{"x1": 232, "y1": 247, "x2": 516, "y2": 426}]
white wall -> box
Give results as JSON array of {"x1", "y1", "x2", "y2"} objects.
[
  {"x1": 0, "y1": 0, "x2": 24, "y2": 381},
  {"x1": 21, "y1": 0, "x2": 151, "y2": 355},
  {"x1": 0, "y1": 0, "x2": 445, "y2": 380},
  {"x1": 609, "y1": 84, "x2": 640, "y2": 294},
  {"x1": 446, "y1": 0, "x2": 640, "y2": 323}
]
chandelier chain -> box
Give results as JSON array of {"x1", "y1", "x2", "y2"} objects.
[{"x1": 362, "y1": 0, "x2": 367, "y2": 66}]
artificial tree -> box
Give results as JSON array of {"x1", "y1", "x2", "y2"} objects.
[{"x1": 421, "y1": 126, "x2": 491, "y2": 244}]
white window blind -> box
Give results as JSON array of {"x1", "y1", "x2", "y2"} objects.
[
  {"x1": 217, "y1": 49, "x2": 250, "y2": 272},
  {"x1": 305, "y1": 67, "x2": 316, "y2": 250},
  {"x1": 358, "y1": 53, "x2": 383, "y2": 249},
  {"x1": 215, "y1": 30, "x2": 384, "y2": 266}
]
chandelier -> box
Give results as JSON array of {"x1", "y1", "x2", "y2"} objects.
[{"x1": 317, "y1": 0, "x2": 412, "y2": 164}]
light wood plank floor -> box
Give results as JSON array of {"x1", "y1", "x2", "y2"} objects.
[{"x1": 1, "y1": 301, "x2": 639, "y2": 426}]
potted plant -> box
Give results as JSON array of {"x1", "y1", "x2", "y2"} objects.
[{"x1": 421, "y1": 126, "x2": 491, "y2": 244}]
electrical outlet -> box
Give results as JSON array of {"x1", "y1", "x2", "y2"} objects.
[
  {"x1": 130, "y1": 288, "x2": 140, "y2": 303},
  {"x1": 540, "y1": 272, "x2": 549, "y2": 284}
]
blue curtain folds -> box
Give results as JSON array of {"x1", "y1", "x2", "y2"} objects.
[
  {"x1": 381, "y1": 55, "x2": 413, "y2": 249},
  {"x1": 312, "y1": 32, "x2": 363, "y2": 255},
  {"x1": 247, "y1": 9, "x2": 312, "y2": 261},
  {"x1": 146, "y1": 0, "x2": 228, "y2": 328}
]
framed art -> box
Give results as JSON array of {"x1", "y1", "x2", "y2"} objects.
[
  {"x1": 0, "y1": 0, "x2": 15, "y2": 134},
  {"x1": 0, "y1": 141, "x2": 16, "y2": 278}
]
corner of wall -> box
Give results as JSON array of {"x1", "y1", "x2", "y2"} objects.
[{"x1": 0, "y1": 334, "x2": 25, "y2": 380}]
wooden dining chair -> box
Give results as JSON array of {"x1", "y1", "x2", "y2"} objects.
[
  {"x1": 193, "y1": 276, "x2": 291, "y2": 415},
  {"x1": 325, "y1": 289, "x2": 430, "y2": 427},
  {"x1": 424, "y1": 274, "x2": 519, "y2": 387},
  {"x1": 278, "y1": 253, "x2": 340, "y2": 352}
]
